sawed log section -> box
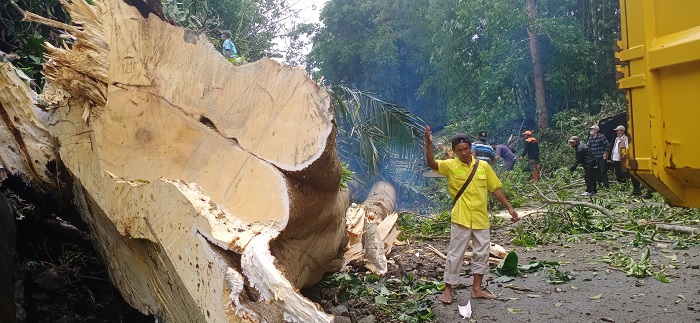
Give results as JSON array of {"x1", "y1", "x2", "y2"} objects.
[{"x1": 0, "y1": 0, "x2": 351, "y2": 321}]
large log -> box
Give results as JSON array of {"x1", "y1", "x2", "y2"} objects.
[{"x1": 0, "y1": 0, "x2": 350, "y2": 321}]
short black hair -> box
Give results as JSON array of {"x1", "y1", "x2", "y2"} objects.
[
  {"x1": 450, "y1": 133, "x2": 471, "y2": 148},
  {"x1": 478, "y1": 130, "x2": 487, "y2": 138},
  {"x1": 222, "y1": 31, "x2": 231, "y2": 38}
]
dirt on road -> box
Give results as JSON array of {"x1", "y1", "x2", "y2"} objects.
[{"x1": 394, "y1": 231, "x2": 700, "y2": 323}]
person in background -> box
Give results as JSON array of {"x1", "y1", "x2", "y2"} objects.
[
  {"x1": 611, "y1": 125, "x2": 630, "y2": 184},
  {"x1": 519, "y1": 130, "x2": 540, "y2": 181},
  {"x1": 424, "y1": 126, "x2": 518, "y2": 304},
  {"x1": 471, "y1": 131, "x2": 496, "y2": 165},
  {"x1": 568, "y1": 136, "x2": 597, "y2": 196},
  {"x1": 492, "y1": 143, "x2": 516, "y2": 174},
  {"x1": 587, "y1": 124, "x2": 610, "y2": 189},
  {"x1": 221, "y1": 31, "x2": 237, "y2": 60},
  {"x1": 612, "y1": 125, "x2": 653, "y2": 199}
]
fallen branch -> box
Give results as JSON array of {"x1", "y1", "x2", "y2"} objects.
[
  {"x1": 533, "y1": 183, "x2": 613, "y2": 217},
  {"x1": 655, "y1": 224, "x2": 699, "y2": 235},
  {"x1": 426, "y1": 244, "x2": 468, "y2": 266}
]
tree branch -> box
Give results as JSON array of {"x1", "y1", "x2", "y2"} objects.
[{"x1": 533, "y1": 183, "x2": 613, "y2": 217}]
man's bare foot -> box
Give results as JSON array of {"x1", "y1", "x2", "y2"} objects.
[
  {"x1": 471, "y1": 289, "x2": 496, "y2": 299},
  {"x1": 440, "y1": 287, "x2": 452, "y2": 304}
]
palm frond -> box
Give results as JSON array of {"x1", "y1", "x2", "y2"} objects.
[{"x1": 330, "y1": 85, "x2": 426, "y2": 178}]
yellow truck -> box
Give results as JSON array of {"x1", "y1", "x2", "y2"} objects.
[{"x1": 616, "y1": 0, "x2": 700, "y2": 208}]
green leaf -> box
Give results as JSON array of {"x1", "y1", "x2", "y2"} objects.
[{"x1": 496, "y1": 251, "x2": 520, "y2": 277}]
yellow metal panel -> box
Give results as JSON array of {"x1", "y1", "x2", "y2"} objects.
[
  {"x1": 618, "y1": 45, "x2": 645, "y2": 61},
  {"x1": 618, "y1": 0, "x2": 700, "y2": 208},
  {"x1": 648, "y1": 26, "x2": 700, "y2": 69},
  {"x1": 617, "y1": 75, "x2": 645, "y2": 89}
]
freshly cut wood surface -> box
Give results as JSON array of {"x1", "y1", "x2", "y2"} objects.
[{"x1": 0, "y1": 0, "x2": 349, "y2": 321}]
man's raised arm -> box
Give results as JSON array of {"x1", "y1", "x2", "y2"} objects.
[{"x1": 425, "y1": 126, "x2": 439, "y2": 171}]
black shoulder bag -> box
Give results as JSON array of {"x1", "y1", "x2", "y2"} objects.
[{"x1": 451, "y1": 159, "x2": 480, "y2": 208}]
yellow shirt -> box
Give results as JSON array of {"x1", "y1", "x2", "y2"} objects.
[{"x1": 436, "y1": 158, "x2": 502, "y2": 229}]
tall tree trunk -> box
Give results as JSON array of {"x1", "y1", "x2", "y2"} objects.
[
  {"x1": 526, "y1": 0, "x2": 549, "y2": 129},
  {"x1": 1, "y1": 0, "x2": 353, "y2": 321}
]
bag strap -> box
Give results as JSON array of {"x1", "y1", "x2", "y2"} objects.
[{"x1": 452, "y1": 159, "x2": 480, "y2": 207}]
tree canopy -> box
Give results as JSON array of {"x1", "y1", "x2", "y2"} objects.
[{"x1": 309, "y1": 0, "x2": 622, "y2": 136}]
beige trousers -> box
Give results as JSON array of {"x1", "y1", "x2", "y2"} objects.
[{"x1": 444, "y1": 222, "x2": 490, "y2": 285}]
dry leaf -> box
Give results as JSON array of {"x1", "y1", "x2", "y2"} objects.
[
  {"x1": 507, "y1": 307, "x2": 522, "y2": 314},
  {"x1": 570, "y1": 285, "x2": 578, "y2": 290},
  {"x1": 589, "y1": 293, "x2": 603, "y2": 299},
  {"x1": 554, "y1": 302, "x2": 563, "y2": 308},
  {"x1": 527, "y1": 294, "x2": 541, "y2": 298}
]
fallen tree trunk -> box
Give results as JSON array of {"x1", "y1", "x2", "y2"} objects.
[
  {"x1": 344, "y1": 181, "x2": 399, "y2": 274},
  {"x1": 0, "y1": 0, "x2": 350, "y2": 321}
]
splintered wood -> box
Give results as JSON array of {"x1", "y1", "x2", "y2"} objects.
[
  {"x1": 343, "y1": 181, "x2": 400, "y2": 274},
  {"x1": 0, "y1": 0, "x2": 351, "y2": 321}
]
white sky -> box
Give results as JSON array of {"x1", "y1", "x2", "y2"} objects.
[
  {"x1": 272, "y1": 0, "x2": 329, "y2": 65},
  {"x1": 290, "y1": 0, "x2": 328, "y2": 24}
]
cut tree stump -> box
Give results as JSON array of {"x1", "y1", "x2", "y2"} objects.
[{"x1": 0, "y1": 0, "x2": 352, "y2": 321}]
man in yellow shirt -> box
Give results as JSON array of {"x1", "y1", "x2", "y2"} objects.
[{"x1": 425, "y1": 126, "x2": 518, "y2": 303}]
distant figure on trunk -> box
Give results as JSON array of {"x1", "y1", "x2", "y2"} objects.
[
  {"x1": 424, "y1": 126, "x2": 518, "y2": 304},
  {"x1": 221, "y1": 31, "x2": 237, "y2": 60},
  {"x1": 519, "y1": 130, "x2": 540, "y2": 181}
]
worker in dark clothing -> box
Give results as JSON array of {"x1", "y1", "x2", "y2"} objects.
[
  {"x1": 519, "y1": 130, "x2": 540, "y2": 181},
  {"x1": 587, "y1": 124, "x2": 611, "y2": 189},
  {"x1": 568, "y1": 136, "x2": 597, "y2": 196}
]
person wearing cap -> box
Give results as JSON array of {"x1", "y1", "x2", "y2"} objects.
[
  {"x1": 568, "y1": 135, "x2": 597, "y2": 196},
  {"x1": 519, "y1": 130, "x2": 540, "y2": 181},
  {"x1": 424, "y1": 126, "x2": 518, "y2": 304},
  {"x1": 612, "y1": 126, "x2": 653, "y2": 198},
  {"x1": 611, "y1": 125, "x2": 630, "y2": 183},
  {"x1": 586, "y1": 124, "x2": 611, "y2": 189},
  {"x1": 471, "y1": 130, "x2": 496, "y2": 165}
]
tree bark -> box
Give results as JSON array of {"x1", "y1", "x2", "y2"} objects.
[
  {"x1": 526, "y1": 0, "x2": 549, "y2": 129},
  {"x1": 0, "y1": 0, "x2": 350, "y2": 321}
]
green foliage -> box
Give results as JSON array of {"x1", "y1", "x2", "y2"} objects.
[
  {"x1": 331, "y1": 85, "x2": 427, "y2": 204},
  {"x1": 546, "y1": 266, "x2": 575, "y2": 284},
  {"x1": 493, "y1": 251, "x2": 570, "y2": 284},
  {"x1": 340, "y1": 162, "x2": 354, "y2": 189},
  {"x1": 496, "y1": 251, "x2": 520, "y2": 277},
  {"x1": 398, "y1": 211, "x2": 451, "y2": 239},
  {"x1": 311, "y1": 0, "x2": 623, "y2": 137},
  {"x1": 320, "y1": 271, "x2": 442, "y2": 322},
  {"x1": 490, "y1": 169, "x2": 530, "y2": 209},
  {"x1": 0, "y1": 0, "x2": 67, "y2": 88},
  {"x1": 602, "y1": 249, "x2": 670, "y2": 282},
  {"x1": 161, "y1": 0, "x2": 306, "y2": 61}
]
